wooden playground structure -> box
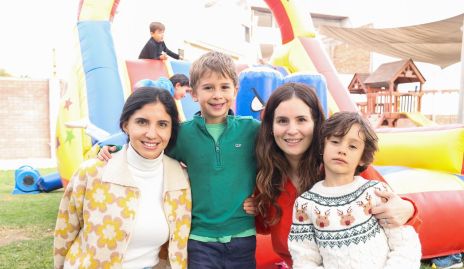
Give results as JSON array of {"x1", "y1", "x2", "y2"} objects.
[{"x1": 348, "y1": 59, "x2": 427, "y2": 127}]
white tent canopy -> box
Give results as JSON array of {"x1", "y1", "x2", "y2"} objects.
[
  {"x1": 319, "y1": 13, "x2": 464, "y2": 123},
  {"x1": 319, "y1": 13, "x2": 464, "y2": 69}
]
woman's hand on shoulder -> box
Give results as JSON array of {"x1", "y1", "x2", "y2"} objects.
[
  {"x1": 371, "y1": 189, "x2": 414, "y2": 228},
  {"x1": 97, "y1": 145, "x2": 117, "y2": 162},
  {"x1": 243, "y1": 196, "x2": 257, "y2": 216}
]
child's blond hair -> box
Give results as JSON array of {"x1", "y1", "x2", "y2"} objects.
[{"x1": 189, "y1": 51, "x2": 238, "y2": 92}]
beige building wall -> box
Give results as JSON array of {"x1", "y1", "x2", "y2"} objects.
[
  {"x1": 311, "y1": 14, "x2": 371, "y2": 75},
  {"x1": 332, "y1": 43, "x2": 371, "y2": 74},
  {"x1": 0, "y1": 78, "x2": 51, "y2": 159}
]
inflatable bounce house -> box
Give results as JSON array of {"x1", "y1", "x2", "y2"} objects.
[{"x1": 55, "y1": 0, "x2": 463, "y2": 267}]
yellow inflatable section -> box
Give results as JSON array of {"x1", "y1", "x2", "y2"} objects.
[
  {"x1": 375, "y1": 126, "x2": 464, "y2": 174},
  {"x1": 55, "y1": 27, "x2": 92, "y2": 185}
]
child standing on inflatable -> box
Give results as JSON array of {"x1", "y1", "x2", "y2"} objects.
[
  {"x1": 99, "y1": 51, "x2": 260, "y2": 268},
  {"x1": 139, "y1": 21, "x2": 183, "y2": 60},
  {"x1": 288, "y1": 112, "x2": 421, "y2": 269}
]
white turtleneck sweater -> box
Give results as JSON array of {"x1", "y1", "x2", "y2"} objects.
[{"x1": 122, "y1": 144, "x2": 169, "y2": 269}]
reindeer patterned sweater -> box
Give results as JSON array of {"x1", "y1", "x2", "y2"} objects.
[{"x1": 288, "y1": 176, "x2": 421, "y2": 269}]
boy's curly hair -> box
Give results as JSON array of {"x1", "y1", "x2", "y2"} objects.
[{"x1": 320, "y1": 112, "x2": 378, "y2": 175}]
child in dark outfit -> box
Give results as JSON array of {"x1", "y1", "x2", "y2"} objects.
[{"x1": 139, "y1": 21, "x2": 182, "y2": 60}]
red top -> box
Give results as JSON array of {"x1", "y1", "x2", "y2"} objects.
[
  {"x1": 255, "y1": 166, "x2": 422, "y2": 268},
  {"x1": 256, "y1": 179, "x2": 298, "y2": 267}
]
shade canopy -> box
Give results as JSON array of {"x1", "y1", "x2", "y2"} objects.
[{"x1": 319, "y1": 13, "x2": 464, "y2": 68}]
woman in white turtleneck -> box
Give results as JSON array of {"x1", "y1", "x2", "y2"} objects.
[{"x1": 54, "y1": 87, "x2": 191, "y2": 269}]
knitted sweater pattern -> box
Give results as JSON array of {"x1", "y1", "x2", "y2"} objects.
[{"x1": 288, "y1": 177, "x2": 421, "y2": 269}]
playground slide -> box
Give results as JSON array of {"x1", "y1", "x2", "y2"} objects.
[{"x1": 400, "y1": 112, "x2": 437, "y2": 126}]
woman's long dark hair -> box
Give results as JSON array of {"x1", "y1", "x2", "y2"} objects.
[{"x1": 255, "y1": 82, "x2": 325, "y2": 226}]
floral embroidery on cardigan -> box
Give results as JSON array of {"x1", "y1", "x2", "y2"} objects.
[{"x1": 54, "y1": 155, "x2": 191, "y2": 269}]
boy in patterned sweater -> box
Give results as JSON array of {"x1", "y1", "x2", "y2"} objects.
[{"x1": 288, "y1": 112, "x2": 421, "y2": 269}]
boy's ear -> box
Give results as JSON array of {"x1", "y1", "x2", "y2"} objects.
[{"x1": 191, "y1": 90, "x2": 198, "y2": 102}]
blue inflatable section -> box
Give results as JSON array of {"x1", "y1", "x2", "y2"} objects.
[
  {"x1": 37, "y1": 172, "x2": 63, "y2": 192},
  {"x1": 284, "y1": 73, "x2": 328, "y2": 117},
  {"x1": 180, "y1": 93, "x2": 200, "y2": 121},
  {"x1": 78, "y1": 21, "x2": 125, "y2": 135},
  {"x1": 135, "y1": 78, "x2": 175, "y2": 96},
  {"x1": 13, "y1": 165, "x2": 41, "y2": 194},
  {"x1": 237, "y1": 67, "x2": 283, "y2": 119},
  {"x1": 275, "y1": 66, "x2": 289, "y2": 76},
  {"x1": 170, "y1": 60, "x2": 191, "y2": 75},
  {"x1": 12, "y1": 166, "x2": 63, "y2": 194},
  {"x1": 373, "y1": 165, "x2": 410, "y2": 175},
  {"x1": 236, "y1": 67, "x2": 329, "y2": 120},
  {"x1": 98, "y1": 132, "x2": 127, "y2": 147}
]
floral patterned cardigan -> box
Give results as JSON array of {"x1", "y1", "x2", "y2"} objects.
[{"x1": 53, "y1": 148, "x2": 191, "y2": 269}]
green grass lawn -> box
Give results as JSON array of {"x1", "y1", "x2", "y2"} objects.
[{"x1": 0, "y1": 168, "x2": 438, "y2": 269}]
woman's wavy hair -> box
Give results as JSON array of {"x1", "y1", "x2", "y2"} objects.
[{"x1": 255, "y1": 82, "x2": 325, "y2": 227}]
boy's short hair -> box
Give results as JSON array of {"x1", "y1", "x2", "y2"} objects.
[
  {"x1": 320, "y1": 112, "x2": 378, "y2": 174},
  {"x1": 189, "y1": 51, "x2": 238, "y2": 91},
  {"x1": 149, "y1": 22, "x2": 165, "y2": 33},
  {"x1": 170, "y1": 74, "x2": 190, "y2": 87}
]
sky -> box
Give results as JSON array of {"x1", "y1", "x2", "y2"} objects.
[
  {"x1": 0, "y1": 1, "x2": 76, "y2": 78},
  {"x1": 0, "y1": 0, "x2": 463, "y2": 90}
]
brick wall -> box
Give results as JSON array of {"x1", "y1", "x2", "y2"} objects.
[{"x1": 0, "y1": 78, "x2": 51, "y2": 159}]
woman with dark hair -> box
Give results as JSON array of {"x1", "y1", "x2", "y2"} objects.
[
  {"x1": 247, "y1": 82, "x2": 419, "y2": 268},
  {"x1": 54, "y1": 87, "x2": 191, "y2": 269}
]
